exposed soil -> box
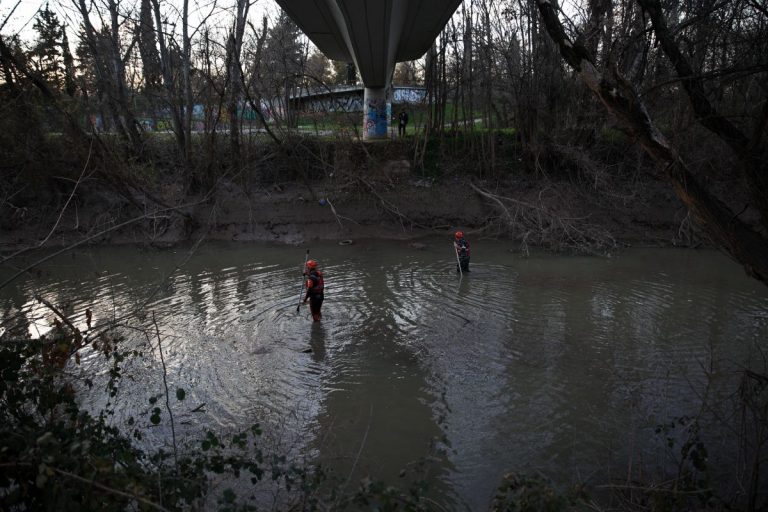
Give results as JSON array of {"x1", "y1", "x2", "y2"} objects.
[{"x1": 0, "y1": 161, "x2": 692, "y2": 254}]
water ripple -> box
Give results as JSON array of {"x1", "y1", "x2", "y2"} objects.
[{"x1": 2, "y1": 242, "x2": 767, "y2": 510}]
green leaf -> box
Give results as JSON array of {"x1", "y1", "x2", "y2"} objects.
[{"x1": 176, "y1": 388, "x2": 186, "y2": 401}]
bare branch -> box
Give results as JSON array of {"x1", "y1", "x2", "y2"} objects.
[
  {"x1": 0, "y1": 198, "x2": 209, "y2": 291},
  {"x1": 0, "y1": 0, "x2": 23, "y2": 32},
  {"x1": 536, "y1": 0, "x2": 768, "y2": 284}
]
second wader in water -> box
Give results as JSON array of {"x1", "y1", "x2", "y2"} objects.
[{"x1": 454, "y1": 231, "x2": 470, "y2": 272}]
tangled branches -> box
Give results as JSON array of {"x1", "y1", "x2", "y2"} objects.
[{"x1": 470, "y1": 182, "x2": 616, "y2": 255}]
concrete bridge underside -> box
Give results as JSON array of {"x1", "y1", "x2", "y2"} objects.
[{"x1": 274, "y1": 0, "x2": 462, "y2": 139}]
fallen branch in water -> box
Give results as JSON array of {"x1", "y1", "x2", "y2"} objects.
[
  {"x1": 152, "y1": 311, "x2": 178, "y2": 471},
  {"x1": 34, "y1": 295, "x2": 82, "y2": 342}
]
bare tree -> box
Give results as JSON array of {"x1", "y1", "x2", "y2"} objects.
[
  {"x1": 637, "y1": 0, "x2": 768, "y2": 233},
  {"x1": 535, "y1": 0, "x2": 768, "y2": 285},
  {"x1": 226, "y1": 0, "x2": 250, "y2": 173},
  {"x1": 73, "y1": 0, "x2": 142, "y2": 151}
]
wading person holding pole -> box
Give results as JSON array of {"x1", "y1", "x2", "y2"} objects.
[
  {"x1": 454, "y1": 231, "x2": 470, "y2": 273},
  {"x1": 302, "y1": 259, "x2": 325, "y2": 322}
]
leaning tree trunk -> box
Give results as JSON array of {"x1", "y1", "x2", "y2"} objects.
[
  {"x1": 637, "y1": 0, "x2": 768, "y2": 233},
  {"x1": 536, "y1": 0, "x2": 768, "y2": 286}
]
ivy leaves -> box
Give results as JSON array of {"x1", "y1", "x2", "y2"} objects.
[{"x1": 146, "y1": 387, "x2": 184, "y2": 425}]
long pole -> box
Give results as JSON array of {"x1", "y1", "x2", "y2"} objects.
[
  {"x1": 453, "y1": 243, "x2": 463, "y2": 276},
  {"x1": 297, "y1": 249, "x2": 309, "y2": 312}
]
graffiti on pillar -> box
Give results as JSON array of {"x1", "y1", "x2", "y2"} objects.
[{"x1": 366, "y1": 97, "x2": 388, "y2": 138}]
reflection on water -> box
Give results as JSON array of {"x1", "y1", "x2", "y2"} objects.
[
  {"x1": 1, "y1": 241, "x2": 767, "y2": 509},
  {"x1": 309, "y1": 322, "x2": 327, "y2": 363}
]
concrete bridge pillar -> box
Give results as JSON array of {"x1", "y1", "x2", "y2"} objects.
[{"x1": 363, "y1": 87, "x2": 390, "y2": 140}]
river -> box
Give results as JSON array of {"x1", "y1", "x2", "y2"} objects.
[{"x1": 1, "y1": 240, "x2": 766, "y2": 509}]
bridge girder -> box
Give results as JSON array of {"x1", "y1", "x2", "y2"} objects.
[{"x1": 274, "y1": 0, "x2": 462, "y2": 87}]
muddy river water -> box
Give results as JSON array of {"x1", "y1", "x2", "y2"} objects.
[{"x1": 2, "y1": 240, "x2": 767, "y2": 509}]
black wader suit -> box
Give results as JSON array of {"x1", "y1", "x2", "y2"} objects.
[
  {"x1": 304, "y1": 270, "x2": 324, "y2": 321},
  {"x1": 455, "y1": 238, "x2": 470, "y2": 272}
]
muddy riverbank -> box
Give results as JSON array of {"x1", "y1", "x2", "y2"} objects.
[{"x1": 0, "y1": 169, "x2": 692, "y2": 253}]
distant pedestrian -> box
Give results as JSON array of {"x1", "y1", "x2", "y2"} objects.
[
  {"x1": 303, "y1": 259, "x2": 325, "y2": 321},
  {"x1": 454, "y1": 231, "x2": 470, "y2": 272},
  {"x1": 398, "y1": 110, "x2": 409, "y2": 137}
]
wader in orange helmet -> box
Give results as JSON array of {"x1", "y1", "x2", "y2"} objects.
[
  {"x1": 303, "y1": 260, "x2": 324, "y2": 321},
  {"x1": 454, "y1": 232, "x2": 470, "y2": 272}
]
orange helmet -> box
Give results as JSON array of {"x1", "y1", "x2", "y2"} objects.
[
  {"x1": 306, "y1": 259, "x2": 318, "y2": 269},
  {"x1": 455, "y1": 231, "x2": 464, "y2": 239}
]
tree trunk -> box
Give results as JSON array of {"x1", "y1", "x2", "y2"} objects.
[
  {"x1": 536, "y1": 0, "x2": 768, "y2": 286},
  {"x1": 182, "y1": 0, "x2": 192, "y2": 165},
  {"x1": 150, "y1": 0, "x2": 186, "y2": 162},
  {"x1": 637, "y1": 0, "x2": 768, "y2": 233},
  {"x1": 226, "y1": 0, "x2": 250, "y2": 176}
]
